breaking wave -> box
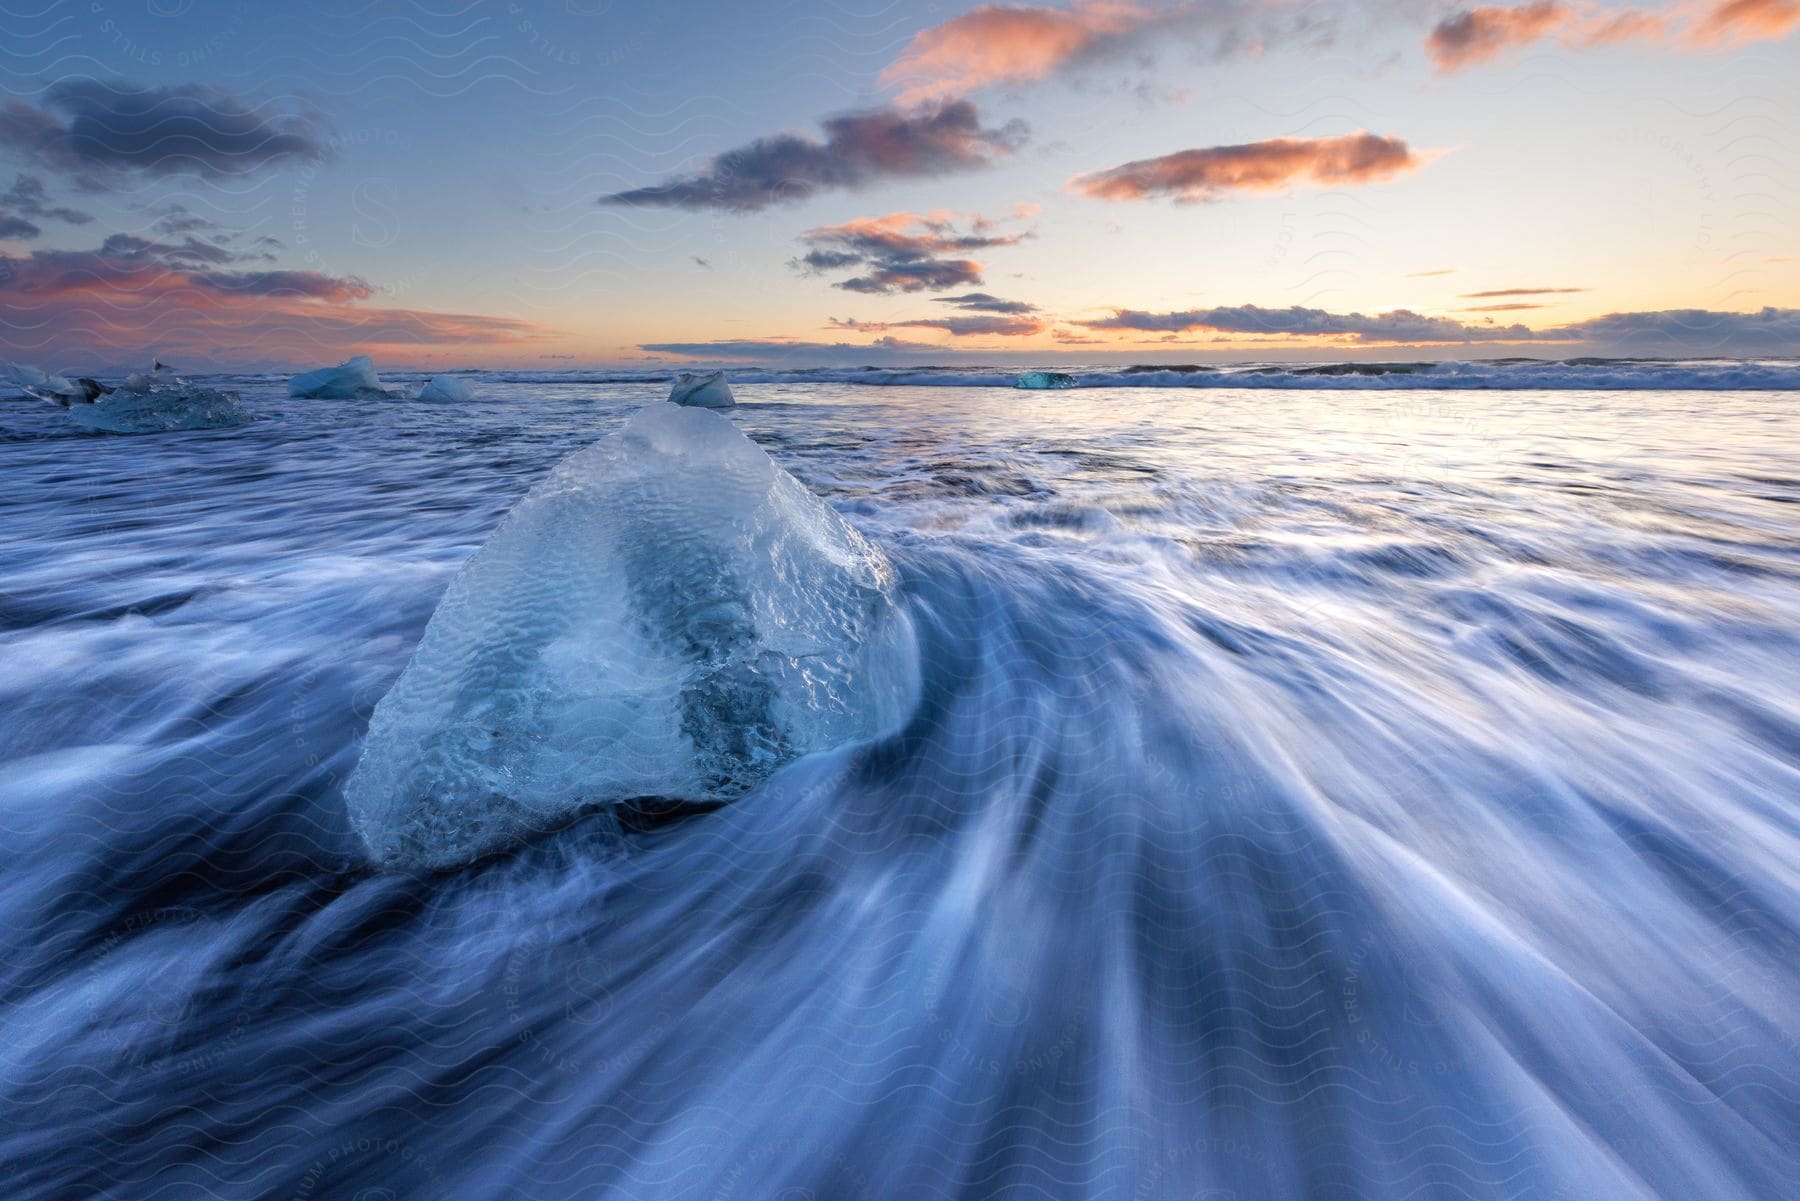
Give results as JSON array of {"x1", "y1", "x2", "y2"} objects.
[
  {"x1": 477, "y1": 357, "x2": 1800, "y2": 391},
  {"x1": 1, "y1": 379, "x2": 1796, "y2": 1200}
]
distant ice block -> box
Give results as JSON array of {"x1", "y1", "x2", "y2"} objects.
[
  {"x1": 668, "y1": 370, "x2": 736, "y2": 408},
  {"x1": 66, "y1": 372, "x2": 252, "y2": 434},
  {"x1": 288, "y1": 355, "x2": 393, "y2": 399},
  {"x1": 6, "y1": 363, "x2": 82, "y2": 403},
  {"x1": 344, "y1": 402, "x2": 918, "y2": 869},
  {"x1": 1015, "y1": 371, "x2": 1077, "y2": 390},
  {"x1": 418, "y1": 375, "x2": 475, "y2": 403}
]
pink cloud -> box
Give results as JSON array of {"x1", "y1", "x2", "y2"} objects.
[
  {"x1": 1, "y1": 240, "x2": 550, "y2": 362},
  {"x1": 1070, "y1": 132, "x2": 1425, "y2": 202},
  {"x1": 832, "y1": 314, "x2": 1046, "y2": 337},
  {"x1": 1426, "y1": 1, "x2": 1569, "y2": 69},
  {"x1": 791, "y1": 209, "x2": 1034, "y2": 294},
  {"x1": 879, "y1": 2, "x2": 1153, "y2": 104},
  {"x1": 1689, "y1": 0, "x2": 1800, "y2": 43},
  {"x1": 1428, "y1": 0, "x2": 1797, "y2": 72}
]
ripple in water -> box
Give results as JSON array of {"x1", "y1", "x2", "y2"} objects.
[{"x1": 0, "y1": 379, "x2": 1796, "y2": 1200}]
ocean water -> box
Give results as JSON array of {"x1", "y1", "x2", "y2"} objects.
[{"x1": 2, "y1": 372, "x2": 1797, "y2": 1200}]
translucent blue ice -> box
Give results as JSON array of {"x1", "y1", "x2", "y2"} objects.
[
  {"x1": 344, "y1": 402, "x2": 917, "y2": 868},
  {"x1": 1015, "y1": 370, "x2": 1078, "y2": 389},
  {"x1": 668, "y1": 370, "x2": 736, "y2": 408},
  {"x1": 417, "y1": 375, "x2": 475, "y2": 403},
  {"x1": 288, "y1": 355, "x2": 393, "y2": 399}
]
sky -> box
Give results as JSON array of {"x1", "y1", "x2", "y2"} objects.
[{"x1": 0, "y1": 0, "x2": 1797, "y2": 370}]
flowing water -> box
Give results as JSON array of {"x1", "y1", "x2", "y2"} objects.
[{"x1": 2, "y1": 375, "x2": 1797, "y2": 1200}]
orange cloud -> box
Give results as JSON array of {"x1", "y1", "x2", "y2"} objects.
[
  {"x1": 1689, "y1": 0, "x2": 1800, "y2": 43},
  {"x1": 1428, "y1": 0, "x2": 1797, "y2": 71},
  {"x1": 1426, "y1": 1, "x2": 1568, "y2": 69},
  {"x1": 791, "y1": 209, "x2": 1034, "y2": 294},
  {"x1": 831, "y1": 314, "x2": 1046, "y2": 337},
  {"x1": 800, "y1": 210, "x2": 1029, "y2": 256},
  {"x1": 1069, "y1": 133, "x2": 1425, "y2": 202},
  {"x1": 879, "y1": 2, "x2": 1153, "y2": 104}
]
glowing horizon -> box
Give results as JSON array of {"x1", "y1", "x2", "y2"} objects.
[{"x1": 1, "y1": 0, "x2": 1796, "y2": 371}]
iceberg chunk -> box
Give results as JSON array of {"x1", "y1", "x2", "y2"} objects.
[
  {"x1": 288, "y1": 354, "x2": 393, "y2": 399},
  {"x1": 668, "y1": 370, "x2": 736, "y2": 409},
  {"x1": 417, "y1": 375, "x2": 475, "y2": 403},
  {"x1": 344, "y1": 402, "x2": 918, "y2": 869},
  {"x1": 1015, "y1": 371, "x2": 1078, "y2": 390},
  {"x1": 7, "y1": 362, "x2": 82, "y2": 403},
  {"x1": 66, "y1": 371, "x2": 252, "y2": 433}
]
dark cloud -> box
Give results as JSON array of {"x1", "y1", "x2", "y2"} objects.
[
  {"x1": 931, "y1": 292, "x2": 1038, "y2": 314},
  {"x1": 148, "y1": 203, "x2": 225, "y2": 237},
  {"x1": 1070, "y1": 133, "x2": 1426, "y2": 202},
  {"x1": 0, "y1": 172, "x2": 93, "y2": 240},
  {"x1": 1556, "y1": 306, "x2": 1800, "y2": 353},
  {"x1": 97, "y1": 219, "x2": 282, "y2": 268},
  {"x1": 599, "y1": 100, "x2": 1027, "y2": 212},
  {"x1": 189, "y1": 269, "x2": 375, "y2": 302},
  {"x1": 1084, "y1": 304, "x2": 1540, "y2": 342},
  {"x1": 0, "y1": 79, "x2": 333, "y2": 184},
  {"x1": 1461, "y1": 302, "x2": 1547, "y2": 311},
  {"x1": 100, "y1": 232, "x2": 236, "y2": 266},
  {"x1": 0, "y1": 173, "x2": 92, "y2": 226},
  {"x1": 838, "y1": 259, "x2": 984, "y2": 293},
  {"x1": 791, "y1": 210, "x2": 1030, "y2": 295},
  {"x1": 1080, "y1": 302, "x2": 1800, "y2": 352},
  {"x1": 795, "y1": 248, "x2": 868, "y2": 273}
]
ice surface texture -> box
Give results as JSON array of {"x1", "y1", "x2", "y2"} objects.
[
  {"x1": 668, "y1": 370, "x2": 736, "y2": 408},
  {"x1": 6, "y1": 362, "x2": 79, "y2": 400},
  {"x1": 417, "y1": 375, "x2": 475, "y2": 403},
  {"x1": 66, "y1": 373, "x2": 252, "y2": 433},
  {"x1": 345, "y1": 403, "x2": 918, "y2": 869},
  {"x1": 288, "y1": 355, "x2": 392, "y2": 399},
  {"x1": 1015, "y1": 371, "x2": 1078, "y2": 389}
]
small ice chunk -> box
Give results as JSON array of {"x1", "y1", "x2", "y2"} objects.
[
  {"x1": 1015, "y1": 371, "x2": 1077, "y2": 390},
  {"x1": 67, "y1": 378, "x2": 252, "y2": 433},
  {"x1": 418, "y1": 375, "x2": 475, "y2": 403},
  {"x1": 7, "y1": 362, "x2": 81, "y2": 403},
  {"x1": 668, "y1": 370, "x2": 736, "y2": 408},
  {"x1": 288, "y1": 355, "x2": 393, "y2": 399},
  {"x1": 344, "y1": 402, "x2": 918, "y2": 870}
]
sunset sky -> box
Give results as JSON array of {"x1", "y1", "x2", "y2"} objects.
[{"x1": 1, "y1": 0, "x2": 1796, "y2": 369}]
